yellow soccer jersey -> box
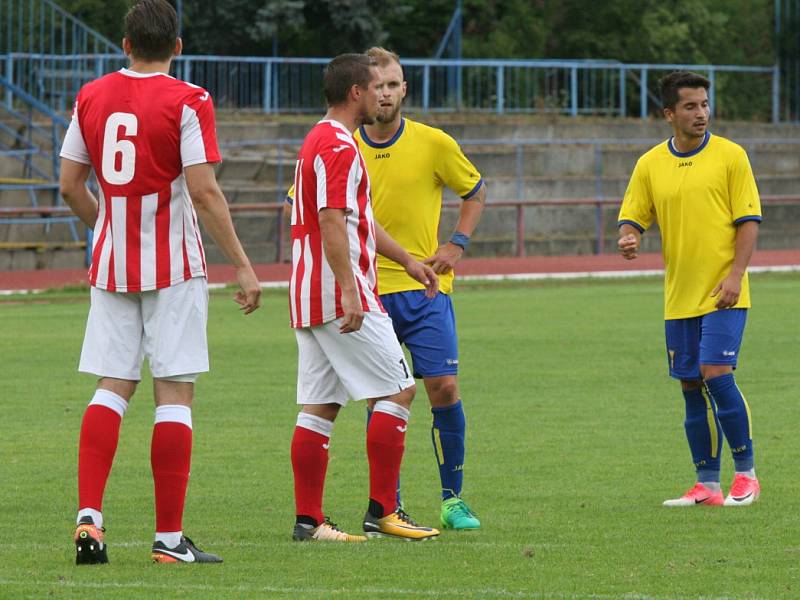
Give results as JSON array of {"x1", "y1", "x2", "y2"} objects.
[
  {"x1": 354, "y1": 118, "x2": 482, "y2": 295},
  {"x1": 618, "y1": 132, "x2": 762, "y2": 319}
]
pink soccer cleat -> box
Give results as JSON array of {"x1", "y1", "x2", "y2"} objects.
[
  {"x1": 724, "y1": 474, "x2": 761, "y2": 506},
  {"x1": 662, "y1": 482, "x2": 724, "y2": 507}
]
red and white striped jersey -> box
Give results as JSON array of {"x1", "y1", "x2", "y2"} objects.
[
  {"x1": 289, "y1": 120, "x2": 383, "y2": 328},
  {"x1": 60, "y1": 68, "x2": 220, "y2": 292}
]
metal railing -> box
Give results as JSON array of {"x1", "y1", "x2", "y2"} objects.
[
  {"x1": 1, "y1": 0, "x2": 121, "y2": 56},
  {"x1": 0, "y1": 53, "x2": 787, "y2": 122},
  {"x1": 9, "y1": 195, "x2": 798, "y2": 266},
  {"x1": 0, "y1": 71, "x2": 78, "y2": 242}
]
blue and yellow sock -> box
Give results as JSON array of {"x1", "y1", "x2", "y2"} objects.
[
  {"x1": 682, "y1": 386, "x2": 722, "y2": 483},
  {"x1": 704, "y1": 373, "x2": 754, "y2": 472},
  {"x1": 431, "y1": 400, "x2": 466, "y2": 500}
]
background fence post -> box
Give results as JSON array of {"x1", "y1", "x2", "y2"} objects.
[
  {"x1": 496, "y1": 65, "x2": 504, "y2": 114},
  {"x1": 570, "y1": 66, "x2": 578, "y2": 116},
  {"x1": 772, "y1": 63, "x2": 780, "y2": 123},
  {"x1": 640, "y1": 67, "x2": 648, "y2": 119},
  {"x1": 594, "y1": 145, "x2": 604, "y2": 254},
  {"x1": 708, "y1": 67, "x2": 716, "y2": 117},
  {"x1": 264, "y1": 62, "x2": 271, "y2": 114}
]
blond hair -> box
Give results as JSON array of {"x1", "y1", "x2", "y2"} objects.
[{"x1": 365, "y1": 47, "x2": 401, "y2": 68}]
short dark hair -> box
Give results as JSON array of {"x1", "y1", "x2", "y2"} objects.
[
  {"x1": 660, "y1": 71, "x2": 710, "y2": 110},
  {"x1": 323, "y1": 54, "x2": 377, "y2": 107},
  {"x1": 124, "y1": 0, "x2": 178, "y2": 62}
]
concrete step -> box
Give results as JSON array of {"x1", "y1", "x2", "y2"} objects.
[
  {"x1": 217, "y1": 143, "x2": 800, "y2": 184},
  {"x1": 218, "y1": 171, "x2": 800, "y2": 205},
  {"x1": 215, "y1": 156, "x2": 296, "y2": 184},
  {"x1": 218, "y1": 181, "x2": 285, "y2": 204},
  {"x1": 0, "y1": 247, "x2": 85, "y2": 271},
  {"x1": 464, "y1": 174, "x2": 800, "y2": 201},
  {"x1": 0, "y1": 220, "x2": 79, "y2": 243},
  {"x1": 213, "y1": 114, "x2": 800, "y2": 146}
]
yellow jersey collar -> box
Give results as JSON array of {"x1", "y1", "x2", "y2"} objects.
[
  {"x1": 667, "y1": 131, "x2": 711, "y2": 158},
  {"x1": 359, "y1": 118, "x2": 406, "y2": 149}
]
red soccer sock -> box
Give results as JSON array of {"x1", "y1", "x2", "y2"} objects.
[
  {"x1": 77, "y1": 390, "x2": 127, "y2": 513},
  {"x1": 291, "y1": 422, "x2": 330, "y2": 526},
  {"x1": 367, "y1": 402, "x2": 409, "y2": 517},
  {"x1": 151, "y1": 406, "x2": 193, "y2": 533}
]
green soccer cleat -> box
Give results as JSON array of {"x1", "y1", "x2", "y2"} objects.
[{"x1": 440, "y1": 498, "x2": 480, "y2": 531}]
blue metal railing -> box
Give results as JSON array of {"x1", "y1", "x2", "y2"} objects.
[
  {"x1": 0, "y1": 53, "x2": 786, "y2": 122},
  {"x1": 0, "y1": 72, "x2": 79, "y2": 242},
  {"x1": 1, "y1": 0, "x2": 121, "y2": 56}
]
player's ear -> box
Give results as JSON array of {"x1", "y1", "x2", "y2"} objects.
[
  {"x1": 122, "y1": 37, "x2": 132, "y2": 57},
  {"x1": 663, "y1": 107, "x2": 673, "y2": 124},
  {"x1": 174, "y1": 37, "x2": 183, "y2": 58},
  {"x1": 402, "y1": 81, "x2": 407, "y2": 99}
]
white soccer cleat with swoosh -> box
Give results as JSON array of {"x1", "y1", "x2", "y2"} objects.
[
  {"x1": 151, "y1": 535, "x2": 223, "y2": 563},
  {"x1": 724, "y1": 474, "x2": 761, "y2": 506}
]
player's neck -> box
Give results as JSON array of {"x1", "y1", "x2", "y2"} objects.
[
  {"x1": 671, "y1": 130, "x2": 706, "y2": 154},
  {"x1": 127, "y1": 58, "x2": 173, "y2": 76},
  {"x1": 324, "y1": 107, "x2": 359, "y2": 134},
  {"x1": 362, "y1": 115, "x2": 402, "y2": 143}
]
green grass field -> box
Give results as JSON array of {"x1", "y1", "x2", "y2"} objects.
[{"x1": 1, "y1": 273, "x2": 798, "y2": 599}]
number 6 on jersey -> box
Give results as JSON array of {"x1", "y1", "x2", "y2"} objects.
[{"x1": 102, "y1": 112, "x2": 138, "y2": 185}]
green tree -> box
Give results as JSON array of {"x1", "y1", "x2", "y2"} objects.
[{"x1": 57, "y1": 0, "x2": 131, "y2": 48}]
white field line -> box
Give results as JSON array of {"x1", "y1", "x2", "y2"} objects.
[
  {"x1": 459, "y1": 263, "x2": 800, "y2": 282},
  {"x1": 0, "y1": 579, "x2": 774, "y2": 600},
  {"x1": 0, "y1": 540, "x2": 574, "y2": 551},
  {"x1": 2, "y1": 263, "x2": 798, "y2": 295}
]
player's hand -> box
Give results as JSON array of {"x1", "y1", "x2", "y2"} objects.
[
  {"x1": 339, "y1": 288, "x2": 364, "y2": 333},
  {"x1": 711, "y1": 272, "x2": 742, "y2": 309},
  {"x1": 405, "y1": 261, "x2": 439, "y2": 298},
  {"x1": 618, "y1": 233, "x2": 639, "y2": 260},
  {"x1": 423, "y1": 242, "x2": 463, "y2": 274},
  {"x1": 233, "y1": 265, "x2": 262, "y2": 315}
]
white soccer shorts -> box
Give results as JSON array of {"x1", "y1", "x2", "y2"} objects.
[
  {"x1": 295, "y1": 311, "x2": 415, "y2": 406},
  {"x1": 79, "y1": 277, "x2": 209, "y2": 381}
]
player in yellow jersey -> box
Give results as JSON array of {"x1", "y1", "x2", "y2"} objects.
[
  {"x1": 286, "y1": 47, "x2": 485, "y2": 531},
  {"x1": 358, "y1": 47, "x2": 485, "y2": 531},
  {"x1": 618, "y1": 71, "x2": 762, "y2": 507}
]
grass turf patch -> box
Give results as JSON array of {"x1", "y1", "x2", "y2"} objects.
[{"x1": 0, "y1": 273, "x2": 797, "y2": 599}]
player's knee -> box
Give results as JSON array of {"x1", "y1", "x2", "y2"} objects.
[
  {"x1": 392, "y1": 384, "x2": 416, "y2": 409},
  {"x1": 301, "y1": 403, "x2": 341, "y2": 422},
  {"x1": 426, "y1": 377, "x2": 459, "y2": 405},
  {"x1": 680, "y1": 379, "x2": 703, "y2": 391},
  {"x1": 700, "y1": 364, "x2": 733, "y2": 381},
  {"x1": 98, "y1": 377, "x2": 137, "y2": 402}
]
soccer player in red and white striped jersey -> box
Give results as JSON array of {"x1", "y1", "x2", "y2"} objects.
[
  {"x1": 289, "y1": 54, "x2": 440, "y2": 542},
  {"x1": 59, "y1": 0, "x2": 260, "y2": 565}
]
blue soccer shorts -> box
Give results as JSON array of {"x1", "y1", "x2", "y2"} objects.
[
  {"x1": 664, "y1": 308, "x2": 748, "y2": 381},
  {"x1": 380, "y1": 290, "x2": 458, "y2": 378}
]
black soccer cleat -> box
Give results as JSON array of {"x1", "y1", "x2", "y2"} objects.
[
  {"x1": 74, "y1": 516, "x2": 108, "y2": 565},
  {"x1": 151, "y1": 535, "x2": 223, "y2": 563}
]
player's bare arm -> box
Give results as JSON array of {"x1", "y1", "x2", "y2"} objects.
[
  {"x1": 617, "y1": 223, "x2": 642, "y2": 260},
  {"x1": 184, "y1": 163, "x2": 261, "y2": 314},
  {"x1": 59, "y1": 158, "x2": 99, "y2": 229},
  {"x1": 318, "y1": 207, "x2": 364, "y2": 333},
  {"x1": 425, "y1": 183, "x2": 486, "y2": 275},
  {"x1": 283, "y1": 199, "x2": 292, "y2": 222},
  {"x1": 711, "y1": 220, "x2": 759, "y2": 309},
  {"x1": 374, "y1": 221, "x2": 439, "y2": 298}
]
